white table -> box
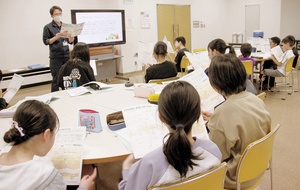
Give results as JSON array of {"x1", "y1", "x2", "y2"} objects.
[{"x1": 0, "y1": 84, "x2": 150, "y2": 164}]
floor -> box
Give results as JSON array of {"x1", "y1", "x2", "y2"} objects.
[{"x1": 9, "y1": 71, "x2": 300, "y2": 190}]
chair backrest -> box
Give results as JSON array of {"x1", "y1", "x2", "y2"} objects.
[
  {"x1": 285, "y1": 57, "x2": 295, "y2": 77},
  {"x1": 148, "y1": 76, "x2": 180, "y2": 84},
  {"x1": 148, "y1": 162, "x2": 227, "y2": 190},
  {"x1": 180, "y1": 56, "x2": 190, "y2": 72},
  {"x1": 241, "y1": 60, "x2": 253, "y2": 77},
  {"x1": 257, "y1": 92, "x2": 266, "y2": 101},
  {"x1": 236, "y1": 124, "x2": 281, "y2": 185},
  {"x1": 193, "y1": 48, "x2": 206, "y2": 53}
]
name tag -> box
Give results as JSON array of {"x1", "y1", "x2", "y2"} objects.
[{"x1": 63, "y1": 41, "x2": 68, "y2": 46}]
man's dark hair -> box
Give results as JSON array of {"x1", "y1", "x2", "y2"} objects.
[
  {"x1": 175, "y1": 36, "x2": 186, "y2": 46},
  {"x1": 270, "y1": 37, "x2": 281, "y2": 46},
  {"x1": 50, "y1": 6, "x2": 62, "y2": 15},
  {"x1": 240, "y1": 43, "x2": 252, "y2": 58}
]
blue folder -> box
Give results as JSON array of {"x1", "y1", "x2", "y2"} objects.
[{"x1": 28, "y1": 64, "x2": 44, "y2": 69}]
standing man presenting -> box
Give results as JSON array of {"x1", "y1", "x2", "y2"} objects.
[{"x1": 43, "y1": 6, "x2": 74, "y2": 92}]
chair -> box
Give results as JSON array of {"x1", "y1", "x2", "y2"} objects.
[
  {"x1": 241, "y1": 60, "x2": 254, "y2": 82},
  {"x1": 148, "y1": 162, "x2": 227, "y2": 190},
  {"x1": 193, "y1": 48, "x2": 206, "y2": 53},
  {"x1": 261, "y1": 57, "x2": 295, "y2": 100},
  {"x1": 257, "y1": 92, "x2": 266, "y2": 101},
  {"x1": 225, "y1": 124, "x2": 281, "y2": 190},
  {"x1": 148, "y1": 76, "x2": 180, "y2": 84},
  {"x1": 179, "y1": 56, "x2": 190, "y2": 76},
  {"x1": 290, "y1": 55, "x2": 299, "y2": 92}
]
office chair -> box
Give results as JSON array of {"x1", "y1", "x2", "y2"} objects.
[{"x1": 148, "y1": 76, "x2": 180, "y2": 84}]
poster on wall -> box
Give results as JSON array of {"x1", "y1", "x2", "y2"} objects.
[
  {"x1": 126, "y1": 16, "x2": 134, "y2": 31},
  {"x1": 140, "y1": 12, "x2": 150, "y2": 29}
]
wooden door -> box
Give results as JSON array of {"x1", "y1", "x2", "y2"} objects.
[{"x1": 157, "y1": 4, "x2": 191, "y2": 59}]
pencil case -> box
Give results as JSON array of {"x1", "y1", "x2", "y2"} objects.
[
  {"x1": 147, "y1": 93, "x2": 160, "y2": 104},
  {"x1": 78, "y1": 109, "x2": 102, "y2": 133},
  {"x1": 134, "y1": 85, "x2": 155, "y2": 98},
  {"x1": 106, "y1": 111, "x2": 126, "y2": 131}
]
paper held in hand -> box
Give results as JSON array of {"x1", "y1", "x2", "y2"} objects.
[
  {"x1": 179, "y1": 68, "x2": 225, "y2": 112},
  {"x1": 270, "y1": 45, "x2": 284, "y2": 61},
  {"x1": 3, "y1": 73, "x2": 24, "y2": 103},
  {"x1": 122, "y1": 104, "x2": 209, "y2": 159},
  {"x1": 61, "y1": 22, "x2": 85, "y2": 37}
]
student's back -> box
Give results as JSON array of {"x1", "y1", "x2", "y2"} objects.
[
  {"x1": 58, "y1": 58, "x2": 95, "y2": 89},
  {"x1": 118, "y1": 81, "x2": 222, "y2": 190}
]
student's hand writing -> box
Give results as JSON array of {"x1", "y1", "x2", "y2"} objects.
[
  {"x1": 202, "y1": 111, "x2": 213, "y2": 121},
  {"x1": 79, "y1": 168, "x2": 97, "y2": 190},
  {"x1": 122, "y1": 154, "x2": 141, "y2": 170}
]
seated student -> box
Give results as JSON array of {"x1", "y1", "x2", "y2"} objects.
[
  {"x1": 203, "y1": 54, "x2": 271, "y2": 189},
  {"x1": 0, "y1": 100, "x2": 96, "y2": 190},
  {"x1": 119, "y1": 81, "x2": 222, "y2": 190},
  {"x1": 167, "y1": 36, "x2": 189, "y2": 72},
  {"x1": 239, "y1": 43, "x2": 256, "y2": 73},
  {"x1": 144, "y1": 41, "x2": 177, "y2": 83},
  {"x1": 0, "y1": 70, "x2": 8, "y2": 110},
  {"x1": 262, "y1": 35, "x2": 295, "y2": 87},
  {"x1": 204, "y1": 39, "x2": 257, "y2": 94},
  {"x1": 261, "y1": 36, "x2": 281, "y2": 89},
  {"x1": 205, "y1": 38, "x2": 236, "y2": 75},
  {"x1": 58, "y1": 42, "x2": 96, "y2": 90}
]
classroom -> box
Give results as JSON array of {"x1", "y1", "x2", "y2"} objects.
[{"x1": 0, "y1": 0, "x2": 299, "y2": 189}]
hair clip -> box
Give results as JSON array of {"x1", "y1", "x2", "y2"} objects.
[
  {"x1": 11, "y1": 121, "x2": 25, "y2": 137},
  {"x1": 176, "y1": 124, "x2": 184, "y2": 128}
]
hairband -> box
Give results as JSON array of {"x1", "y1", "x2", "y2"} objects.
[
  {"x1": 176, "y1": 124, "x2": 184, "y2": 128},
  {"x1": 11, "y1": 121, "x2": 25, "y2": 137}
]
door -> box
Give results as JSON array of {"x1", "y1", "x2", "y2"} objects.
[{"x1": 157, "y1": 4, "x2": 191, "y2": 57}]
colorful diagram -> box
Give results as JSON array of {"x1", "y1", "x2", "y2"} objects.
[{"x1": 106, "y1": 33, "x2": 119, "y2": 40}]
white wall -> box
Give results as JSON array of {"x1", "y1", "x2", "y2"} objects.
[
  {"x1": 2, "y1": 0, "x2": 296, "y2": 75},
  {"x1": 280, "y1": 0, "x2": 300, "y2": 39},
  {"x1": 227, "y1": 0, "x2": 281, "y2": 42},
  {"x1": 0, "y1": 0, "x2": 117, "y2": 71}
]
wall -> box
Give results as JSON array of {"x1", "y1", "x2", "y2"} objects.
[
  {"x1": 116, "y1": 0, "x2": 230, "y2": 74},
  {"x1": 226, "y1": 0, "x2": 281, "y2": 42},
  {"x1": 0, "y1": 0, "x2": 117, "y2": 71},
  {"x1": 280, "y1": 0, "x2": 300, "y2": 39},
  {"x1": 1, "y1": 0, "x2": 293, "y2": 75}
]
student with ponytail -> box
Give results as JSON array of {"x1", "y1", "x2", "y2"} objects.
[
  {"x1": 144, "y1": 41, "x2": 177, "y2": 83},
  {"x1": 119, "y1": 81, "x2": 221, "y2": 190},
  {"x1": 0, "y1": 100, "x2": 96, "y2": 190}
]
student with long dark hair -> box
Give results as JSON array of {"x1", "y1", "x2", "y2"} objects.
[
  {"x1": 0, "y1": 100, "x2": 96, "y2": 189},
  {"x1": 144, "y1": 41, "x2": 177, "y2": 83},
  {"x1": 119, "y1": 81, "x2": 221, "y2": 190},
  {"x1": 58, "y1": 42, "x2": 96, "y2": 90},
  {"x1": 203, "y1": 54, "x2": 271, "y2": 189}
]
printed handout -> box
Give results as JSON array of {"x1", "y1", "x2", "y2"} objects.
[
  {"x1": 122, "y1": 104, "x2": 208, "y2": 159},
  {"x1": 61, "y1": 22, "x2": 85, "y2": 37},
  {"x1": 3, "y1": 74, "x2": 24, "y2": 103},
  {"x1": 179, "y1": 69, "x2": 225, "y2": 111},
  {"x1": 51, "y1": 127, "x2": 86, "y2": 185}
]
